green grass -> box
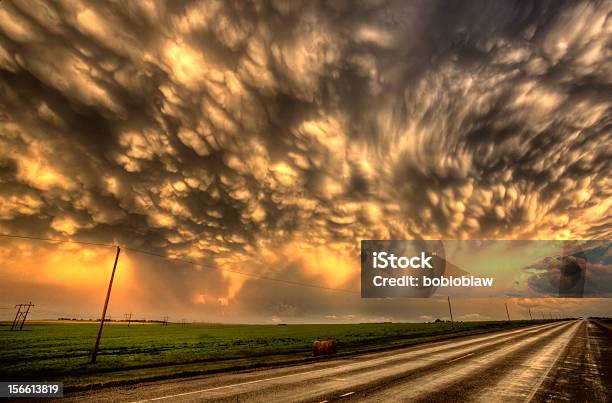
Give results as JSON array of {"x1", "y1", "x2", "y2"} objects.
[{"x1": 0, "y1": 320, "x2": 548, "y2": 389}]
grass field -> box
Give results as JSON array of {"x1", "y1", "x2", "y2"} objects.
[{"x1": 0, "y1": 320, "x2": 548, "y2": 389}]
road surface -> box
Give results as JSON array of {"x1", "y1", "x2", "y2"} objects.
[{"x1": 64, "y1": 319, "x2": 611, "y2": 402}]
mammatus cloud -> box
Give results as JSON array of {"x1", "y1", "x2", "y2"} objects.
[{"x1": 0, "y1": 0, "x2": 610, "y2": 321}]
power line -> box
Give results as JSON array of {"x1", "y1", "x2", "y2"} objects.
[
  {"x1": 0, "y1": 234, "x2": 115, "y2": 248},
  {"x1": 33, "y1": 308, "x2": 82, "y2": 318},
  {"x1": 123, "y1": 246, "x2": 357, "y2": 294},
  {"x1": 0, "y1": 233, "x2": 358, "y2": 295}
]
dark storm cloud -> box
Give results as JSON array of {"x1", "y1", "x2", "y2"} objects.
[
  {"x1": 524, "y1": 242, "x2": 612, "y2": 297},
  {"x1": 0, "y1": 0, "x2": 610, "y2": 320}
]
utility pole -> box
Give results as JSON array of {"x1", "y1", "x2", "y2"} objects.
[
  {"x1": 11, "y1": 304, "x2": 23, "y2": 330},
  {"x1": 11, "y1": 303, "x2": 34, "y2": 331},
  {"x1": 505, "y1": 303, "x2": 510, "y2": 321},
  {"x1": 528, "y1": 308, "x2": 533, "y2": 320},
  {"x1": 447, "y1": 296, "x2": 454, "y2": 326},
  {"x1": 124, "y1": 313, "x2": 132, "y2": 327},
  {"x1": 19, "y1": 302, "x2": 33, "y2": 330},
  {"x1": 163, "y1": 316, "x2": 168, "y2": 326},
  {"x1": 91, "y1": 246, "x2": 120, "y2": 364}
]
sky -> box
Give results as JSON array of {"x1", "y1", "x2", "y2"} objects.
[{"x1": 0, "y1": 0, "x2": 610, "y2": 323}]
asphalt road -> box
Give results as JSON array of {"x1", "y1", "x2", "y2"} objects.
[{"x1": 64, "y1": 319, "x2": 611, "y2": 403}]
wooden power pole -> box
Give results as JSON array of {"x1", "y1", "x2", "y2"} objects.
[
  {"x1": 11, "y1": 302, "x2": 34, "y2": 330},
  {"x1": 91, "y1": 246, "x2": 120, "y2": 364},
  {"x1": 447, "y1": 296, "x2": 454, "y2": 326},
  {"x1": 10, "y1": 304, "x2": 23, "y2": 330},
  {"x1": 125, "y1": 313, "x2": 132, "y2": 327},
  {"x1": 19, "y1": 302, "x2": 33, "y2": 330}
]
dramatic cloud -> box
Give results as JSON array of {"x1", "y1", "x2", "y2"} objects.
[{"x1": 0, "y1": 0, "x2": 610, "y2": 321}]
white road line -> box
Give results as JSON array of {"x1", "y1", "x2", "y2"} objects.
[
  {"x1": 130, "y1": 367, "x2": 335, "y2": 402},
  {"x1": 339, "y1": 391, "x2": 355, "y2": 397},
  {"x1": 447, "y1": 352, "x2": 474, "y2": 363}
]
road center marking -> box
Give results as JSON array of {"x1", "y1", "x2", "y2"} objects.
[
  {"x1": 447, "y1": 353, "x2": 475, "y2": 363},
  {"x1": 131, "y1": 367, "x2": 336, "y2": 402}
]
